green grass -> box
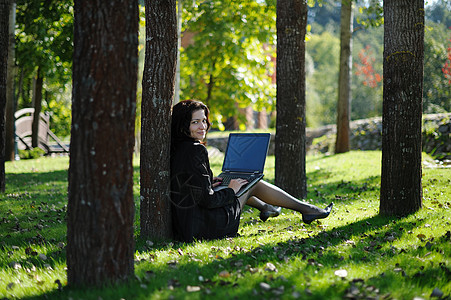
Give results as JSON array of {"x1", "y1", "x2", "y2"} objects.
[{"x1": 1, "y1": 151, "x2": 450, "y2": 299}]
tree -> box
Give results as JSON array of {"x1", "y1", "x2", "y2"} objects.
[
  {"x1": 180, "y1": 0, "x2": 276, "y2": 128},
  {"x1": 140, "y1": 0, "x2": 177, "y2": 240},
  {"x1": 0, "y1": 0, "x2": 12, "y2": 191},
  {"x1": 31, "y1": 66, "x2": 43, "y2": 148},
  {"x1": 380, "y1": 0, "x2": 424, "y2": 216},
  {"x1": 275, "y1": 0, "x2": 308, "y2": 199},
  {"x1": 4, "y1": 0, "x2": 14, "y2": 162},
  {"x1": 335, "y1": 0, "x2": 353, "y2": 154},
  {"x1": 11, "y1": 0, "x2": 73, "y2": 150},
  {"x1": 67, "y1": 0, "x2": 138, "y2": 286}
]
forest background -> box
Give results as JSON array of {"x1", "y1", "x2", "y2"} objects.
[{"x1": 11, "y1": 0, "x2": 450, "y2": 141}]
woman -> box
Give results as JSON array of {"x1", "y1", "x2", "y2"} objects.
[{"x1": 170, "y1": 100, "x2": 333, "y2": 242}]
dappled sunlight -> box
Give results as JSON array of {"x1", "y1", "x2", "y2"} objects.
[{"x1": 1, "y1": 151, "x2": 450, "y2": 299}]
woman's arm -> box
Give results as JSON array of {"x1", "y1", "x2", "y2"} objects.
[{"x1": 189, "y1": 145, "x2": 237, "y2": 209}]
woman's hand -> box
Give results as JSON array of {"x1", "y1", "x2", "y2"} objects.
[
  {"x1": 212, "y1": 177, "x2": 223, "y2": 188},
  {"x1": 228, "y1": 178, "x2": 248, "y2": 194}
]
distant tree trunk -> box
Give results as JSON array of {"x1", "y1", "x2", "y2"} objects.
[
  {"x1": 275, "y1": 0, "x2": 308, "y2": 199},
  {"x1": 31, "y1": 67, "x2": 43, "y2": 148},
  {"x1": 335, "y1": 0, "x2": 353, "y2": 154},
  {"x1": 67, "y1": 0, "x2": 138, "y2": 286},
  {"x1": 5, "y1": 0, "x2": 15, "y2": 162},
  {"x1": 380, "y1": 0, "x2": 424, "y2": 216},
  {"x1": 0, "y1": 0, "x2": 12, "y2": 192},
  {"x1": 140, "y1": 0, "x2": 177, "y2": 240}
]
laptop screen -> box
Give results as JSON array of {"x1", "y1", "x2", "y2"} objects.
[{"x1": 222, "y1": 133, "x2": 271, "y2": 173}]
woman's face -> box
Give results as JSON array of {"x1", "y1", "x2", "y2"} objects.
[{"x1": 189, "y1": 109, "x2": 208, "y2": 141}]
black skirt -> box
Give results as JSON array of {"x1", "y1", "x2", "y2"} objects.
[{"x1": 172, "y1": 198, "x2": 242, "y2": 242}]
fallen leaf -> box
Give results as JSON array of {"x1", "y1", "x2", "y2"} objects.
[
  {"x1": 259, "y1": 282, "x2": 271, "y2": 291},
  {"x1": 218, "y1": 270, "x2": 230, "y2": 278},
  {"x1": 334, "y1": 269, "x2": 348, "y2": 277},
  {"x1": 431, "y1": 287, "x2": 443, "y2": 298},
  {"x1": 245, "y1": 265, "x2": 258, "y2": 274},
  {"x1": 186, "y1": 285, "x2": 201, "y2": 292},
  {"x1": 9, "y1": 262, "x2": 21, "y2": 270},
  {"x1": 265, "y1": 262, "x2": 278, "y2": 272},
  {"x1": 417, "y1": 233, "x2": 426, "y2": 240}
]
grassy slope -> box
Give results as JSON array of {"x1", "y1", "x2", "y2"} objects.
[{"x1": 0, "y1": 152, "x2": 450, "y2": 299}]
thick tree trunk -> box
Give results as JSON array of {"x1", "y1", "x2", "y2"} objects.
[
  {"x1": 380, "y1": 0, "x2": 424, "y2": 216},
  {"x1": 31, "y1": 67, "x2": 43, "y2": 148},
  {"x1": 0, "y1": 0, "x2": 12, "y2": 192},
  {"x1": 5, "y1": 0, "x2": 15, "y2": 162},
  {"x1": 67, "y1": 0, "x2": 138, "y2": 286},
  {"x1": 140, "y1": 0, "x2": 177, "y2": 240},
  {"x1": 335, "y1": 0, "x2": 353, "y2": 154},
  {"x1": 275, "y1": 0, "x2": 308, "y2": 199}
]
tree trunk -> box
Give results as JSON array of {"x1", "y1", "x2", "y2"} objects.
[
  {"x1": 67, "y1": 0, "x2": 138, "y2": 286},
  {"x1": 0, "y1": 0, "x2": 12, "y2": 192},
  {"x1": 174, "y1": 0, "x2": 182, "y2": 105},
  {"x1": 5, "y1": 0, "x2": 15, "y2": 162},
  {"x1": 140, "y1": 0, "x2": 177, "y2": 240},
  {"x1": 335, "y1": 0, "x2": 353, "y2": 154},
  {"x1": 31, "y1": 66, "x2": 43, "y2": 148},
  {"x1": 380, "y1": 0, "x2": 424, "y2": 216},
  {"x1": 275, "y1": 0, "x2": 308, "y2": 199}
]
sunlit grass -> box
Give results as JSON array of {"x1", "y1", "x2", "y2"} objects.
[{"x1": 0, "y1": 151, "x2": 450, "y2": 299}]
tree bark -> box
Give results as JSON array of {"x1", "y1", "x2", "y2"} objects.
[
  {"x1": 140, "y1": 0, "x2": 177, "y2": 240},
  {"x1": 0, "y1": 0, "x2": 12, "y2": 192},
  {"x1": 380, "y1": 0, "x2": 424, "y2": 216},
  {"x1": 5, "y1": 0, "x2": 15, "y2": 162},
  {"x1": 275, "y1": 0, "x2": 308, "y2": 199},
  {"x1": 67, "y1": 0, "x2": 138, "y2": 286},
  {"x1": 335, "y1": 0, "x2": 353, "y2": 154},
  {"x1": 31, "y1": 66, "x2": 43, "y2": 148}
]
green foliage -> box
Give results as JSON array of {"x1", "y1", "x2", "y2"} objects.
[
  {"x1": 423, "y1": 22, "x2": 451, "y2": 113},
  {"x1": 18, "y1": 148, "x2": 46, "y2": 160},
  {"x1": 355, "y1": 0, "x2": 383, "y2": 28},
  {"x1": 15, "y1": 0, "x2": 73, "y2": 83},
  {"x1": 180, "y1": 0, "x2": 276, "y2": 128},
  {"x1": 305, "y1": 1, "x2": 449, "y2": 127},
  {"x1": 306, "y1": 31, "x2": 340, "y2": 126},
  {"x1": 15, "y1": 0, "x2": 74, "y2": 138},
  {"x1": 45, "y1": 96, "x2": 71, "y2": 138},
  {"x1": 1, "y1": 152, "x2": 450, "y2": 299},
  {"x1": 426, "y1": 0, "x2": 451, "y2": 28}
]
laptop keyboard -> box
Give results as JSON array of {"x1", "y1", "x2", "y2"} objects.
[{"x1": 220, "y1": 174, "x2": 255, "y2": 185}]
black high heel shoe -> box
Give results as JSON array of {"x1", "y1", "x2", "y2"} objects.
[
  {"x1": 259, "y1": 206, "x2": 282, "y2": 222},
  {"x1": 302, "y1": 202, "x2": 334, "y2": 224}
]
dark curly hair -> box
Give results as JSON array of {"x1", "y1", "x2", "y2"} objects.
[{"x1": 171, "y1": 100, "x2": 211, "y2": 146}]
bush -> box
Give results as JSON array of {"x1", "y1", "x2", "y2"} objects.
[{"x1": 18, "y1": 148, "x2": 46, "y2": 159}]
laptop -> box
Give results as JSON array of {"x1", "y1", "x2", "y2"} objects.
[{"x1": 213, "y1": 133, "x2": 271, "y2": 197}]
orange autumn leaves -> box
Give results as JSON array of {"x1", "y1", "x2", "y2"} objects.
[{"x1": 354, "y1": 45, "x2": 382, "y2": 88}]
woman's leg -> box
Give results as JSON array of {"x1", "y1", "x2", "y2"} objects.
[
  {"x1": 245, "y1": 196, "x2": 267, "y2": 211},
  {"x1": 242, "y1": 196, "x2": 282, "y2": 221},
  {"x1": 239, "y1": 180, "x2": 329, "y2": 215}
]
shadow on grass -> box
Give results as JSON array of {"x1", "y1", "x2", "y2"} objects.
[
  {"x1": 307, "y1": 169, "x2": 381, "y2": 204},
  {"x1": 22, "y1": 209, "x2": 450, "y2": 300},
  {"x1": 1, "y1": 170, "x2": 68, "y2": 251}
]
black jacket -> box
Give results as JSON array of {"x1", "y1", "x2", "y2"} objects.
[{"x1": 170, "y1": 139, "x2": 237, "y2": 241}]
